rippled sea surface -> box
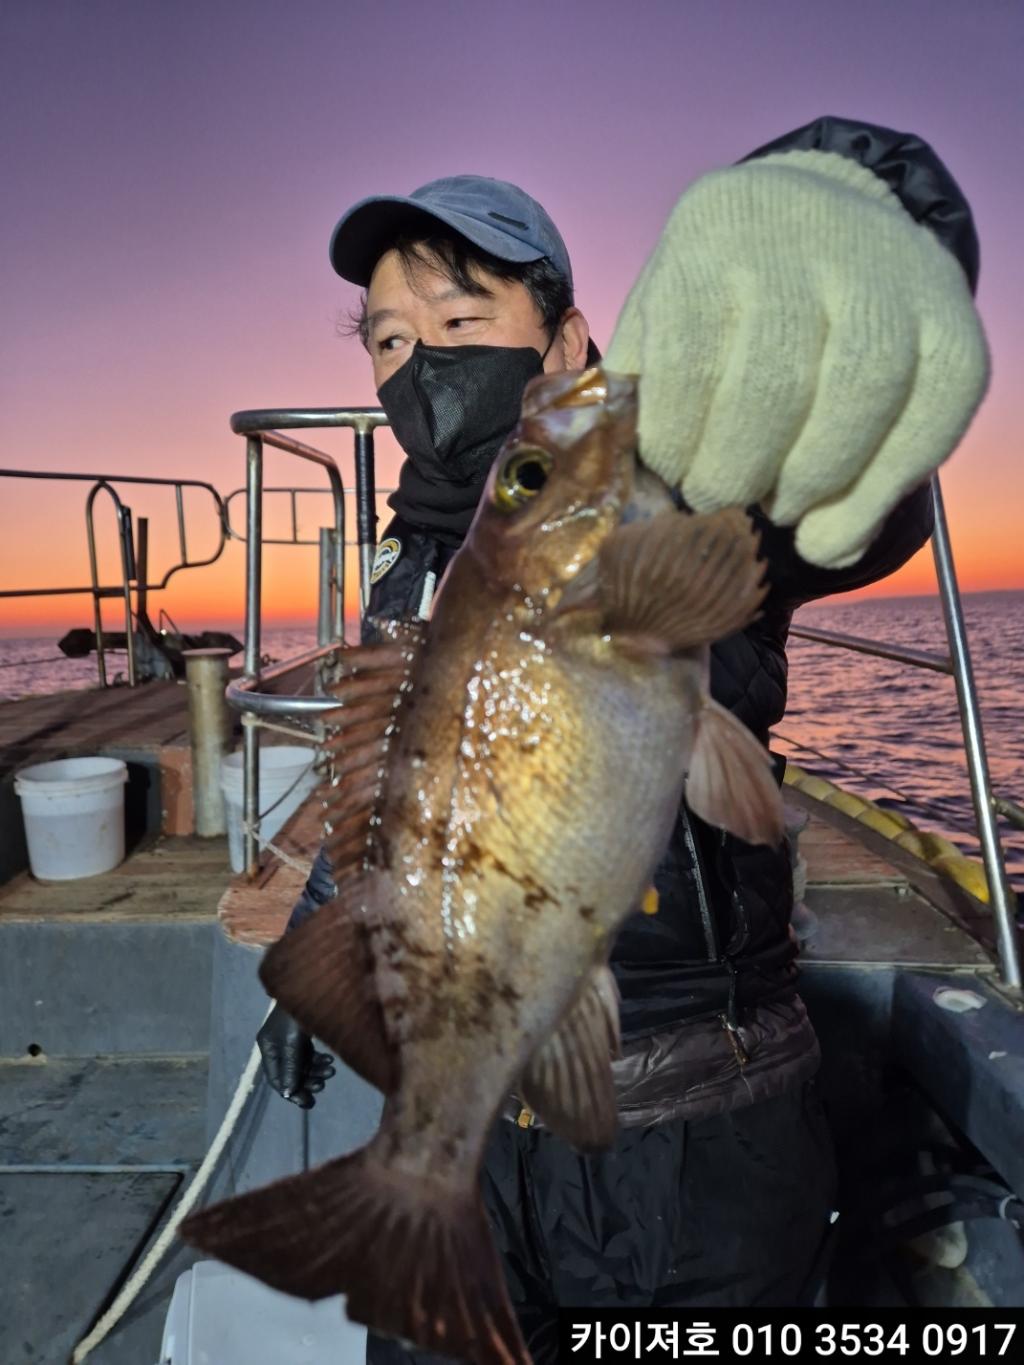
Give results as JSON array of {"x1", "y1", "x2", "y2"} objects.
[
  {"x1": 779, "y1": 590, "x2": 1023, "y2": 892},
  {"x1": 2, "y1": 593, "x2": 1022, "y2": 890}
]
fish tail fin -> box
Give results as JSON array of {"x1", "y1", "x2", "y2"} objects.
[{"x1": 180, "y1": 1143, "x2": 529, "y2": 1365}]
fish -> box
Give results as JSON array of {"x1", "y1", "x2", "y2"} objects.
[{"x1": 181, "y1": 365, "x2": 784, "y2": 1364}]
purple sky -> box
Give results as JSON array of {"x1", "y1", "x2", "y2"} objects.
[{"x1": 2, "y1": 0, "x2": 1022, "y2": 626}]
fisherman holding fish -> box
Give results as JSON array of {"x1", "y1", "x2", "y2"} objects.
[{"x1": 184, "y1": 116, "x2": 987, "y2": 1362}]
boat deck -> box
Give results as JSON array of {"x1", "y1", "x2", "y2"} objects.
[
  {"x1": 0, "y1": 832, "x2": 228, "y2": 923},
  {"x1": 0, "y1": 682, "x2": 206, "y2": 894},
  {"x1": 0, "y1": 702, "x2": 1012, "y2": 1353},
  {"x1": 217, "y1": 786, "x2": 997, "y2": 976},
  {"x1": 0, "y1": 1052, "x2": 208, "y2": 1364}
]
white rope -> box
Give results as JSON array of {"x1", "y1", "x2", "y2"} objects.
[
  {"x1": 242, "y1": 821, "x2": 314, "y2": 878},
  {"x1": 71, "y1": 1011, "x2": 271, "y2": 1363}
]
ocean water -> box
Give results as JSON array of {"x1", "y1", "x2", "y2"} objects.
[
  {"x1": 2, "y1": 592, "x2": 1021, "y2": 891},
  {"x1": 779, "y1": 590, "x2": 1023, "y2": 893}
]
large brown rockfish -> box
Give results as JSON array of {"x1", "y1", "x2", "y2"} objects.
[{"x1": 182, "y1": 366, "x2": 783, "y2": 1364}]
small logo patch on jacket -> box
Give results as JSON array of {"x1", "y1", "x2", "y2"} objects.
[{"x1": 370, "y1": 537, "x2": 402, "y2": 584}]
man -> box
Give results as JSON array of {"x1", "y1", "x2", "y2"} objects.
[{"x1": 255, "y1": 116, "x2": 986, "y2": 1355}]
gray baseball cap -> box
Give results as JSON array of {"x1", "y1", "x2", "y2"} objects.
[{"x1": 329, "y1": 174, "x2": 573, "y2": 290}]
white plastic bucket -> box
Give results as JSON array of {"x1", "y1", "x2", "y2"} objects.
[
  {"x1": 220, "y1": 745, "x2": 319, "y2": 874},
  {"x1": 14, "y1": 756, "x2": 128, "y2": 880}
]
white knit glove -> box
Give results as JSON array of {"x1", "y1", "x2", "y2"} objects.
[{"x1": 606, "y1": 149, "x2": 990, "y2": 568}]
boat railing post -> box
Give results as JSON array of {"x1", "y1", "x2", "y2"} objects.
[
  {"x1": 354, "y1": 423, "x2": 377, "y2": 615},
  {"x1": 317, "y1": 527, "x2": 333, "y2": 648},
  {"x1": 118, "y1": 504, "x2": 137, "y2": 688},
  {"x1": 243, "y1": 435, "x2": 263, "y2": 877},
  {"x1": 183, "y1": 648, "x2": 233, "y2": 836},
  {"x1": 930, "y1": 474, "x2": 1021, "y2": 990},
  {"x1": 85, "y1": 479, "x2": 133, "y2": 689}
]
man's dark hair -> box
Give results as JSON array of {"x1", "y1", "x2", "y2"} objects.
[{"x1": 346, "y1": 232, "x2": 599, "y2": 361}]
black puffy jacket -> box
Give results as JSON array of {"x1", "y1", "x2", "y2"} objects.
[{"x1": 290, "y1": 115, "x2": 976, "y2": 1053}]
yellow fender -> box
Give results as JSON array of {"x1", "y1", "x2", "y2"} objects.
[
  {"x1": 932, "y1": 854, "x2": 990, "y2": 903},
  {"x1": 779, "y1": 759, "x2": 990, "y2": 905}
]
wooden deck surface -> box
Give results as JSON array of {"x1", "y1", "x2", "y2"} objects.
[
  {"x1": 797, "y1": 808, "x2": 908, "y2": 887},
  {"x1": 217, "y1": 799, "x2": 319, "y2": 946},
  {"x1": 0, "y1": 835, "x2": 229, "y2": 922},
  {"x1": 0, "y1": 682, "x2": 191, "y2": 767},
  {"x1": 0, "y1": 682, "x2": 197, "y2": 835}
]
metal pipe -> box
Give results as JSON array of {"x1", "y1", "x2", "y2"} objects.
[
  {"x1": 230, "y1": 407, "x2": 388, "y2": 434},
  {"x1": 334, "y1": 514, "x2": 345, "y2": 644},
  {"x1": 1, "y1": 469, "x2": 227, "y2": 599},
  {"x1": 85, "y1": 481, "x2": 128, "y2": 689},
  {"x1": 317, "y1": 528, "x2": 332, "y2": 648},
  {"x1": 228, "y1": 687, "x2": 343, "y2": 720},
  {"x1": 243, "y1": 436, "x2": 264, "y2": 876},
  {"x1": 175, "y1": 484, "x2": 188, "y2": 562},
  {"x1": 244, "y1": 437, "x2": 263, "y2": 680},
  {"x1": 136, "y1": 517, "x2": 150, "y2": 623},
  {"x1": 930, "y1": 475, "x2": 1021, "y2": 989},
  {"x1": 789, "y1": 625, "x2": 953, "y2": 675},
  {"x1": 994, "y1": 796, "x2": 1024, "y2": 831},
  {"x1": 183, "y1": 648, "x2": 233, "y2": 836},
  {"x1": 118, "y1": 506, "x2": 137, "y2": 687},
  {"x1": 226, "y1": 643, "x2": 344, "y2": 721},
  {"x1": 354, "y1": 427, "x2": 377, "y2": 612},
  {"x1": 242, "y1": 712, "x2": 260, "y2": 879}
]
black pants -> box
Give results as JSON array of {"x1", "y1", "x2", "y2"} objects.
[{"x1": 367, "y1": 1082, "x2": 837, "y2": 1365}]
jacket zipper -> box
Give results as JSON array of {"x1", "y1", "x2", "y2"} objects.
[
  {"x1": 683, "y1": 808, "x2": 750, "y2": 1063},
  {"x1": 680, "y1": 807, "x2": 719, "y2": 962}
]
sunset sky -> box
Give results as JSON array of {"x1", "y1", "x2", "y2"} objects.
[{"x1": 2, "y1": 0, "x2": 1022, "y2": 635}]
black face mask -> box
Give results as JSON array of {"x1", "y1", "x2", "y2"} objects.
[{"x1": 379, "y1": 341, "x2": 547, "y2": 542}]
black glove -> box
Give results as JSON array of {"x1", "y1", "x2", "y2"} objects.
[{"x1": 256, "y1": 1003, "x2": 335, "y2": 1109}]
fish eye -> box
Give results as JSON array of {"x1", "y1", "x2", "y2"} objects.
[{"x1": 494, "y1": 446, "x2": 553, "y2": 512}]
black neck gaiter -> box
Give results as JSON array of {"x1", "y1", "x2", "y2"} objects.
[{"x1": 378, "y1": 342, "x2": 545, "y2": 544}]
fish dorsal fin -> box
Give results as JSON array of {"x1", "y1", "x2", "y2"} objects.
[
  {"x1": 598, "y1": 507, "x2": 768, "y2": 654},
  {"x1": 320, "y1": 621, "x2": 426, "y2": 881},
  {"x1": 520, "y1": 963, "x2": 621, "y2": 1151},
  {"x1": 259, "y1": 870, "x2": 397, "y2": 1094}
]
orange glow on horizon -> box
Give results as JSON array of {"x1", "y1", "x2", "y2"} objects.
[
  {"x1": 3, "y1": 523, "x2": 1020, "y2": 638},
  {"x1": 2, "y1": 431, "x2": 1021, "y2": 637}
]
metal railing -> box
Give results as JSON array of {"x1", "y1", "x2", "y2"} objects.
[
  {"x1": 0, "y1": 469, "x2": 228, "y2": 686},
  {"x1": 785, "y1": 475, "x2": 1021, "y2": 990},
  {"x1": 223, "y1": 407, "x2": 390, "y2": 877}
]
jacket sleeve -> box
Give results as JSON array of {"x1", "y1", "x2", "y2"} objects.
[
  {"x1": 736, "y1": 114, "x2": 975, "y2": 607},
  {"x1": 286, "y1": 844, "x2": 337, "y2": 931},
  {"x1": 740, "y1": 114, "x2": 980, "y2": 290},
  {"x1": 753, "y1": 483, "x2": 934, "y2": 612}
]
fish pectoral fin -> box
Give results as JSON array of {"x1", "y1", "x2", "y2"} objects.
[
  {"x1": 599, "y1": 507, "x2": 768, "y2": 654},
  {"x1": 685, "y1": 699, "x2": 785, "y2": 847},
  {"x1": 321, "y1": 620, "x2": 426, "y2": 883},
  {"x1": 259, "y1": 876, "x2": 397, "y2": 1095},
  {"x1": 520, "y1": 963, "x2": 621, "y2": 1152},
  {"x1": 180, "y1": 1146, "x2": 530, "y2": 1365}
]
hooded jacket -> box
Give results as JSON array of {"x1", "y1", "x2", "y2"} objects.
[{"x1": 289, "y1": 115, "x2": 975, "y2": 1123}]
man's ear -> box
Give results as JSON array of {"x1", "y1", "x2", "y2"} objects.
[{"x1": 548, "y1": 308, "x2": 591, "y2": 372}]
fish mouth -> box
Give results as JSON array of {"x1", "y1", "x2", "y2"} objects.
[{"x1": 521, "y1": 365, "x2": 638, "y2": 419}]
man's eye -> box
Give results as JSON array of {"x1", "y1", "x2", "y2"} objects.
[{"x1": 378, "y1": 335, "x2": 405, "y2": 353}]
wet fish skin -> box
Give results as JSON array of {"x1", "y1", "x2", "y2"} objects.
[{"x1": 181, "y1": 366, "x2": 781, "y2": 1365}]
